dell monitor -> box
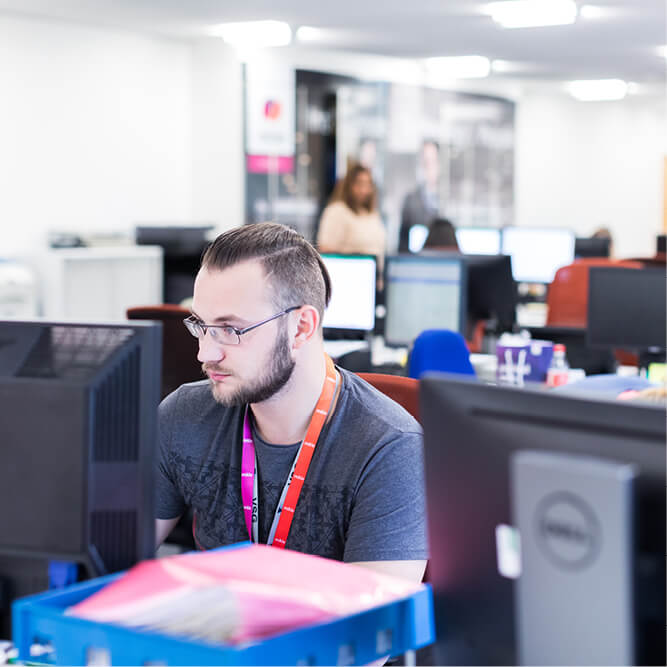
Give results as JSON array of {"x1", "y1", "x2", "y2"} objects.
[
  {"x1": 464, "y1": 254, "x2": 517, "y2": 334},
  {"x1": 384, "y1": 254, "x2": 466, "y2": 347},
  {"x1": 587, "y1": 267, "x2": 666, "y2": 365},
  {"x1": 501, "y1": 226, "x2": 575, "y2": 284},
  {"x1": 456, "y1": 227, "x2": 502, "y2": 256},
  {"x1": 421, "y1": 375, "x2": 665, "y2": 666},
  {"x1": 320, "y1": 254, "x2": 377, "y2": 339},
  {"x1": 574, "y1": 236, "x2": 611, "y2": 259},
  {"x1": 0, "y1": 320, "x2": 161, "y2": 636}
]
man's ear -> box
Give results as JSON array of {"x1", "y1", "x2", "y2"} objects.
[{"x1": 292, "y1": 306, "x2": 320, "y2": 350}]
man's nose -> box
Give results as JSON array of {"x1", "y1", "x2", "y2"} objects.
[{"x1": 197, "y1": 331, "x2": 225, "y2": 364}]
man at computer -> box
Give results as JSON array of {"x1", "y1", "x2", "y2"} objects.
[{"x1": 155, "y1": 222, "x2": 427, "y2": 582}]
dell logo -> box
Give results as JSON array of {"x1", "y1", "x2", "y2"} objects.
[{"x1": 534, "y1": 491, "x2": 600, "y2": 570}]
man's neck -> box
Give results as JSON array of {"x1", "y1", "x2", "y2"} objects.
[{"x1": 250, "y1": 346, "x2": 328, "y2": 445}]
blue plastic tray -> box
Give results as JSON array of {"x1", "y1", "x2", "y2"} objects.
[{"x1": 12, "y1": 553, "x2": 434, "y2": 665}]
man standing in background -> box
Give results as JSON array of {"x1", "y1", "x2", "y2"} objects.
[{"x1": 399, "y1": 140, "x2": 442, "y2": 252}]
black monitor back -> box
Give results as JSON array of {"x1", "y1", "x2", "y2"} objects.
[
  {"x1": 421, "y1": 375, "x2": 665, "y2": 665},
  {"x1": 135, "y1": 225, "x2": 213, "y2": 303},
  {"x1": 464, "y1": 254, "x2": 517, "y2": 333},
  {"x1": 0, "y1": 320, "x2": 161, "y2": 635},
  {"x1": 587, "y1": 267, "x2": 666, "y2": 352},
  {"x1": 574, "y1": 236, "x2": 611, "y2": 258},
  {"x1": 525, "y1": 325, "x2": 616, "y2": 375}
]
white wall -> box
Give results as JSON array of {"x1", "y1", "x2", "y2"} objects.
[
  {"x1": 0, "y1": 15, "x2": 663, "y2": 261},
  {"x1": 191, "y1": 39, "x2": 244, "y2": 232},
  {"x1": 515, "y1": 91, "x2": 665, "y2": 258},
  {"x1": 0, "y1": 14, "x2": 194, "y2": 256}
]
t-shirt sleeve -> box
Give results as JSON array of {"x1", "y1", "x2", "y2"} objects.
[
  {"x1": 155, "y1": 389, "x2": 187, "y2": 520},
  {"x1": 343, "y1": 431, "x2": 429, "y2": 562}
]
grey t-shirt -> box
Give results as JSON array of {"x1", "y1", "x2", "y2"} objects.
[{"x1": 157, "y1": 368, "x2": 428, "y2": 562}]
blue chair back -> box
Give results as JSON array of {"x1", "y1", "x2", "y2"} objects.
[{"x1": 409, "y1": 329, "x2": 476, "y2": 379}]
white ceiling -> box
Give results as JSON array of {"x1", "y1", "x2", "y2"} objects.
[{"x1": 0, "y1": 0, "x2": 665, "y2": 87}]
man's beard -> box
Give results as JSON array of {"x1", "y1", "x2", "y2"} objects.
[{"x1": 205, "y1": 326, "x2": 296, "y2": 407}]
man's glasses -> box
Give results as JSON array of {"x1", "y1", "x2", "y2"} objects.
[{"x1": 183, "y1": 306, "x2": 301, "y2": 346}]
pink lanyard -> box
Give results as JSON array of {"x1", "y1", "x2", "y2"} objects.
[{"x1": 241, "y1": 355, "x2": 338, "y2": 547}]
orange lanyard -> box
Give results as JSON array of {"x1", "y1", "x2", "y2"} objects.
[{"x1": 241, "y1": 355, "x2": 338, "y2": 547}]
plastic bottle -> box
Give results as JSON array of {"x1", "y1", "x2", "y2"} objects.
[{"x1": 546, "y1": 344, "x2": 570, "y2": 387}]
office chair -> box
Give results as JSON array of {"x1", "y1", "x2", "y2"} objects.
[
  {"x1": 546, "y1": 259, "x2": 643, "y2": 327},
  {"x1": 126, "y1": 304, "x2": 203, "y2": 399},
  {"x1": 408, "y1": 329, "x2": 476, "y2": 380},
  {"x1": 357, "y1": 372, "x2": 420, "y2": 421}
]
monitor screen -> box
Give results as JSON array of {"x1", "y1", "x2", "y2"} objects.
[
  {"x1": 0, "y1": 320, "x2": 161, "y2": 636},
  {"x1": 574, "y1": 237, "x2": 611, "y2": 259},
  {"x1": 657, "y1": 234, "x2": 666, "y2": 255},
  {"x1": 421, "y1": 375, "x2": 665, "y2": 666},
  {"x1": 456, "y1": 227, "x2": 502, "y2": 255},
  {"x1": 587, "y1": 267, "x2": 666, "y2": 351},
  {"x1": 384, "y1": 255, "x2": 466, "y2": 346},
  {"x1": 501, "y1": 227, "x2": 575, "y2": 283},
  {"x1": 408, "y1": 224, "x2": 430, "y2": 253},
  {"x1": 320, "y1": 254, "x2": 377, "y2": 335}
]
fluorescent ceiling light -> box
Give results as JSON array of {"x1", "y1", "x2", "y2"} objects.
[
  {"x1": 567, "y1": 79, "x2": 628, "y2": 101},
  {"x1": 490, "y1": 59, "x2": 537, "y2": 73},
  {"x1": 578, "y1": 5, "x2": 606, "y2": 20},
  {"x1": 491, "y1": 59, "x2": 516, "y2": 73},
  {"x1": 209, "y1": 20, "x2": 292, "y2": 47},
  {"x1": 657, "y1": 45, "x2": 667, "y2": 59},
  {"x1": 484, "y1": 0, "x2": 578, "y2": 29},
  {"x1": 425, "y1": 55, "x2": 491, "y2": 79},
  {"x1": 296, "y1": 26, "x2": 325, "y2": 42}
]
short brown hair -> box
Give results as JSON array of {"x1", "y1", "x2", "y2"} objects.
[{"x1": 201, "y1": 223, "x2": 331, "y2": 321}]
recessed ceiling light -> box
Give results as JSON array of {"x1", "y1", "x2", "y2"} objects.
[
  {"x1": 567, "y1": 79, "x2": 628, "y2": 101},
  {"x1": 484, "y1": 0, "x2": 578, "y2": 29},
  {"x1": 657, "y1": 45, "x2": 667, "y2": 58},
  {"x1": 208, "y1": 20, "x2": 292, "y2": 47},
  {"x1": 425, "y1": 56, "x2": 491, "y2": 79}
]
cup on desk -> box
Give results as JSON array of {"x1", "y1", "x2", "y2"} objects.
[{"x1": 496, "y1": 336, "x2": 554, "y2": 386}]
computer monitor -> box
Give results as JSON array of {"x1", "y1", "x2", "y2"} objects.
[
  {"x1": 421, "y1": 375, "x2": 665, "y2": 666},
  {"x1": 501, "y1": 226, "x2": 575, "y2": 284},
  {"x1": 384, "y1": 254, "x2": 466, "y2": 346},
  {"x1": 464, "y1": 254, "x2": 517, "y2": 334},
  {"x1": 136, "y1": 225, "x2": 213, "y2": 304},
  {"x1": 320, "y1": 254, "x2": 377, "y2": 338},
  {"x1": 135, "y1": 225, "x2": 213, "y2": 256},
  {"x1": 574, "y1": 236, "x2": 611, "y2": 259},
  {"x1": 523, "y1": 325, "x2": 616, "y2": 376},
  {"x1": 587, "y1": 267, "x2": 666, "y2": 361},
  {"x1": 0, "y1": 320, "x2": 161, "y2": 636},
  {"x1": 656, "y1": 234, "x2": 666, "y2": 255},
  {"x1": 456, "y1": 227, "x2": 502, "y2": 255}
]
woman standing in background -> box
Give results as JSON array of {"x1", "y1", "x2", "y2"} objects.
[{"x1": 317, "y1": 163, "x2": 386, "y2": 262}]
